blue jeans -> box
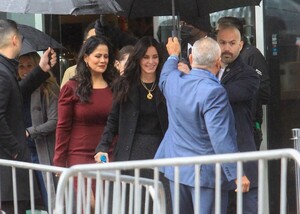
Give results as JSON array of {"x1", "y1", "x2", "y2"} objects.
[{"x1": 30, "y1": 148, "x2": 48, "y2": 210}]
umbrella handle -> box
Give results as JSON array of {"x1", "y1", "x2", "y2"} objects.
[
  {"x1": 48, "y1": 50, "x2": 53, "y2": 68},
  {"x1": 172, "y1": 30, "x2": 178, "y2": 38}
]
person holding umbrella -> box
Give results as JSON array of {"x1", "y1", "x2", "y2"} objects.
[
  {"x1": 0, "y1": 19, "x2": 57, "y2": 214},
  {"x1": 155, "y1": 36, "x2": 250, "y2": 214}
]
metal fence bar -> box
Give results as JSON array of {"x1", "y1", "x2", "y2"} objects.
[
  {"x1": 236, "y1": 161, "x2": 243, "y2": 214},
  {"x1": 134, "y1": 168, "x2": 141, "y2": 214},
  {"x1": 121, "y1": 182, "x2": 126, "y2": 214},
  {"x1": 128, "y1": 183, "x2": 133, "y2": 214},
  {"x1": 29, "y1": 169, "x2": 35, "y2": 213},
  {"x1": 46, "y1": 171, "x2": 52, "y2": 214},
  {"x1": 153, "y1": 167, "x2": 159, "y2": 214},
  {"x1": 280, "y1": 157, "x2": 288, "y2": 214},
  {"x1": 113, "y1": 170, "x2": 121, "y2": 214},
  {"x1": 67, "y1": 177, "x2": 74, "y2": 214},
  {"x1": 174, "y1": 166, "x2": 180, "y2": 214},
  {"x1": 258, "y1": 159, "x2": 265, "y2": 214},
  {"x1": 194, "y1": 164, "x2": 200, "y2": 214},
  {"x1": 215, "y1": 163, "x2": 221, "y2": 214},
  {"x1": 61, "y1": 149, "x2": 300, "y2": 172},
  {"x1": 85, "y1": 177, "x2": 92, "y2": 214},
  {"x1": 12, "y1": 167, "x2": 18, "y2": 214},
  {"x1": 292, "y1": 128, "x2": 300, "y2": 214}
]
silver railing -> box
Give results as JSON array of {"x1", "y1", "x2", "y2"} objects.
[
  {"x1": 0, "y1": 159, "x2": 64, "y2": 214},
  {"x1": 54, "y1": 148, "x2": 300, "y2": 214},
  {"x1": 1, "y1": 148, "x2": 300, "y2": 214},
  {"x1": 55, "y1": 167, "x2": 166, "y2": 214}
]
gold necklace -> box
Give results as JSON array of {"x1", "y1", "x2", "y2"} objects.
[{"x1": 141, "y1": 80, "x2": 157, "y2": 100}]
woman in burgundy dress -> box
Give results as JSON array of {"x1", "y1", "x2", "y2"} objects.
[{"x1": 53, "y1": 36, "x2": 117, "y2": 175}]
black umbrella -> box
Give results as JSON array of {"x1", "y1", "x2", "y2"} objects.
[
  {"x1": 1, "y1": 0, "x2": 123, "y2": 53},
  {"x1": 0, "y1": 0, "x2": 122, "y2": 15},
  {"x1": 117, "y1": 0, "x2": 261, "y2": 17},
  {"x1": 18, "y1": 24, "x2": 64, "y2": 56},
  {"x1": 117, "y1": 0, "x2": 262, "y2": 36}
]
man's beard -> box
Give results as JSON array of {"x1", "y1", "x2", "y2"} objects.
[{"x1": 221, "y1": 52, "x2": 234, "y2": 64}]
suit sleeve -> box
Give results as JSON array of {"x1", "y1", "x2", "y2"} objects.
[
  {"x1": 53, "y1": 83, "x2": 75, "y2": 167},
  {"x1": 159, "y1": 55, "x2": 179, "y2": 95},
  {"x1": 245, "y1": 50, "x2": 270, "y2": 104},
  {"x1": 95, "y1": 101, "x2": 120, "y2": 153},
  {"x1": 203, "y1": 86, "x2": 238, "y2": 182}
]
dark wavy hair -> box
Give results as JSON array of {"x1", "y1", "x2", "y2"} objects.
[
  {"x1": 74, "y1": 36, "x2": 117, "y2": 103},
  {"x1": 112, "y1": 36, "x2": 163, "y2": 103}
]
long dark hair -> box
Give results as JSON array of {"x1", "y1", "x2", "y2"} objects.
[
  {"x1": 112, "y1": 36, "x2": 163, "y2": 103},
  {"x1": 74, "y1": 36, "x2": 117, "y2": 102}
]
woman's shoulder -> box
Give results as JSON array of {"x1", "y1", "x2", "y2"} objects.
[{"x1": 59, "y1": 79, "x2": 78, "y2": 99}]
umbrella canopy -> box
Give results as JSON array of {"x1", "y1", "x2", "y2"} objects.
[
  {"x1": 118, "y1": 0, "x2": 261, "y2": 37},
  {"x1": 0, "y1": 0, "x2": 122, "y2": 15},
  {"x1": 18, "y1": 24, "x2": 64, "y2": 56},
  {"x1": 117, "y1": 0, "x2": 261, "y2": 17}
]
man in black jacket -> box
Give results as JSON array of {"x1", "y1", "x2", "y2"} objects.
[
  {"x1": 216, "y1": 18, "x2": 260, "y2": 214},
  {"x1": 0, "y1": 19, "x2": 57, "y2": 213},
  {"x1": 217, "y1": 16, "x2": 270, "y2": 151}
]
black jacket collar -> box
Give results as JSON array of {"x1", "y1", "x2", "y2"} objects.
[
  {"x1": 221, "y1": 55, "x2": 244, "y2": 83},
  {"x1": 0, "y1": 54, "x2": 19, "y2": 78}
]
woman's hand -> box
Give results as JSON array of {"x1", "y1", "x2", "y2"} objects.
[{"x1": 94, "y1": 152, "x2": 109, "y2": 163}]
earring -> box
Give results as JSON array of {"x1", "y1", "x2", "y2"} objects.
[{"x1": 85, "y1": 62, "x2": 88, "y2": 67}]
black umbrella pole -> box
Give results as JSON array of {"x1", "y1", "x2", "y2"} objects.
[{"x1": 49, "y1": 14, "x2": 53, "y2": 68}]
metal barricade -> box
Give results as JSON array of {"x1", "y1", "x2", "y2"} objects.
[
  {"x1": 1, "y1": 148, "x2": 300, "y2": 214},
  {"x1": 54, "y1": 148, "x2": 300, "y2": 214},
  {"x1": 54, "y1": 167, "x2": 166, "y2": 214},
  {"x1": 0, "y1": 159, "x2": 64, "y2": 214}
]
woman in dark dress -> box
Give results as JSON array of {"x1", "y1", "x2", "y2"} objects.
[
  {"x1": 94, "y1": 36, "x2": 172, "y2": 213},
  {"x1": 54, "y1": 35, "x2": 117, "y2": 168},
  {"x1": 53, "y1": 36, "x2": 117, "y2": 195}
]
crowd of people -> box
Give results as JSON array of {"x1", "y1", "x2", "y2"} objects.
[{"x1": 0, "y1": 15, "x2": 269, "y2": 214}]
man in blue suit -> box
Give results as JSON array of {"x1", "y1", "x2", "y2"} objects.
[{"x1": 155, "y1": 37, "x2": 250, "y2": 214}]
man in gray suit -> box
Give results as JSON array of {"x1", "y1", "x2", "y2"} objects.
[{"x1": 0, "y1": 19, "x2": 57, "y2": 213}]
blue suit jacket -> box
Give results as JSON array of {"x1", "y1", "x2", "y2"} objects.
[{"x1": 155, "y1": 56, "x2": 239, "y2": 190}]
